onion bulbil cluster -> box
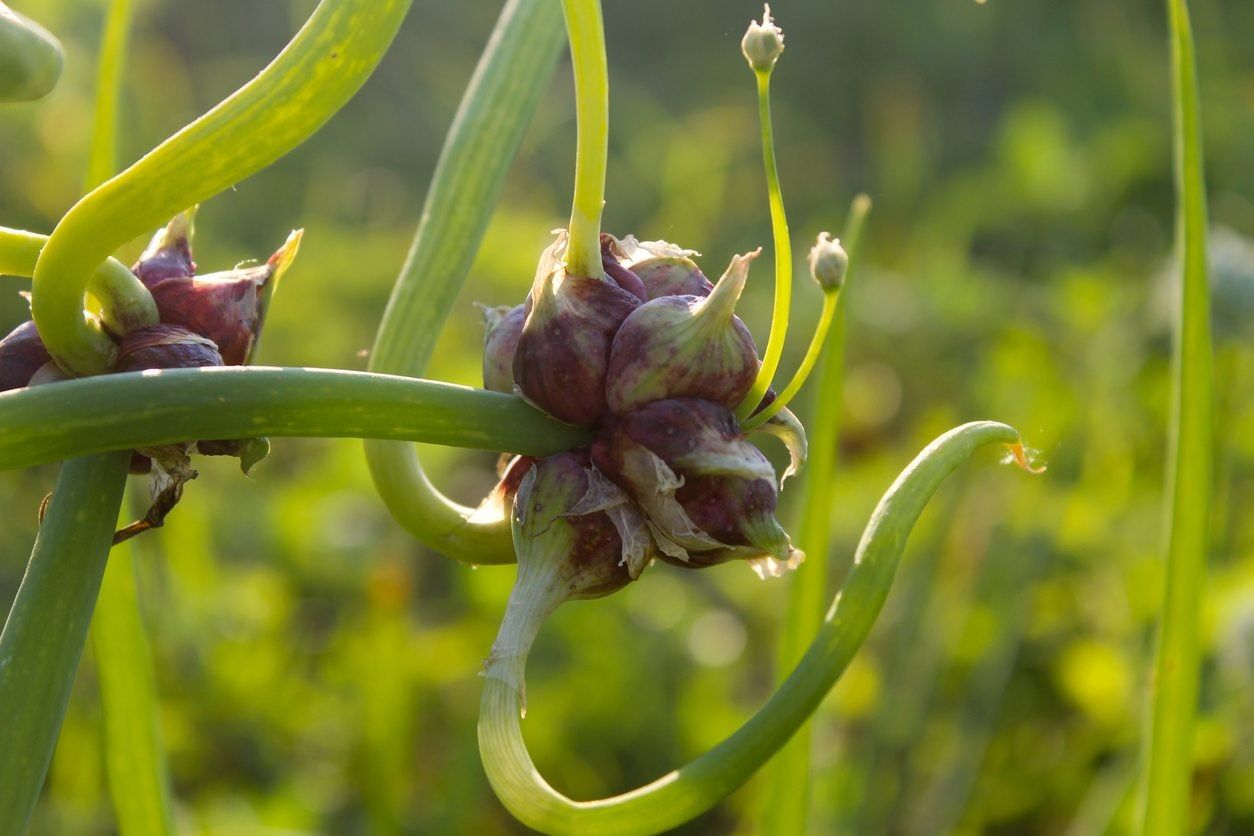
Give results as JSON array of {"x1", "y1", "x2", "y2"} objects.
[
  {"x1": 0, "y1": 212, "x2": 300, "y2": 537},
  {"x1": 481, "y1": 229, "x2": 806, "y2": 606}
]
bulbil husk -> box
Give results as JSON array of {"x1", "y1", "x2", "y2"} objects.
[
  {"x1": 605, "y1": 250, "x2": 761, "y2": 414},
  {"x1": 0, "y1": 320, "x2": 51, "y2": 392},
  {"x1": 593, "y1": 397, "x2": 802, "y2": 578},
  {"x1": 512, "y1": 232, "x2": 641, "y2": 426}
]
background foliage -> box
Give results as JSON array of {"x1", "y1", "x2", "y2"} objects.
[{"x1": 2, "y1": 0, "x2": 1252, "y2": 832}]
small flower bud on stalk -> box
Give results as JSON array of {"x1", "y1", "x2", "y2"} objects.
[
  {"x1": 512, "y1": 231, "x2": 641, "y2": 426},
  {"x1": 484, "y1": 450, "x2": 646, "y2": 711},
  {"x1": 605, "y1": 249, "x2": 762, "y2": 414},
  {"x1": 0, "y1": 320, "x2": 51, "y2": 392},
  {"x1": 809, "y1": 232, "x2": 848, "y2": 291},
  {"x1": 594, "y1": 398, "x2": 802, "y2": 578},
  {"x1": 741, "y1": 4, "x2": 785, "y2": 73},
  {"x1": 479, "y1": 303, "x2": 526, "y2": 394},
  {"x1": 741, "y1": 230, "x2": 855, "y2": 431}
]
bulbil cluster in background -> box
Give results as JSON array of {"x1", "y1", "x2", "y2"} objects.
[
  {"x1": 0, "y1": 213, "x2": 300, "y2": 538},
  {"x1": 480, "y1": 231, "x2": 808, "y2": 603}
]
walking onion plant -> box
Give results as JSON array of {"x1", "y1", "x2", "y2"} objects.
[{"x1": 0, "y1": 0, "x2": 1214, "y2": 833}]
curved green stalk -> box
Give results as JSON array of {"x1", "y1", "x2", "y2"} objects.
[
  {"x1": 759, "y1": 196, "x2": 870, "y2": 832},
  {"x1": 93, "y1": 528, "x2": 175, "y2": 836},
  {"x1": 741, "y1": 292, "x2": 834, "y2": 433},
  {"x1": 736, "y1": 67, "x2": 792, "y2": 421},
  {"x1": 0, "y1": 452, "x2": 131, "y2": 833},
  {"x1": 479, "y1": 421, "x2": 1031, "y2": 835},
  {"x1": 0, "y1": 367, "x2": 589, "y2": 474},
  {"x1": 0, "y1": 1, "x2": 63, "y2": 102},
  {"x1": 559, "y1": 0, "x2": 608, "y2": 277},
  {"x1": 365, "y1": 0, "x2": 564, "y2": 567},
  {"x1": 30, "y1": 0, "x2": 412, "y2": 375},
  {"x1": 744, "y1": 198, "x2": 868, "y2": 432},
  {"x1": 0, "y1": 225, "x2": 156, "y2": 337},
  {"x1": 1140, "y1": 0, "x2": 1213, "y2": 832}
]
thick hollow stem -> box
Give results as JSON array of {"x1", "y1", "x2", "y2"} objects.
[
  {"x1": 30, "y1": 0, "x2": 412, "y2": 375},
  {"x1": 0, "y1": 367, "x2": 590, "y2": 473},
  {"x1": 1140, "y1": 0, "x2": 1213, "y2": 832},
  {"x1": 559, "y1": 0, "x2": 608, "y2": 278},
  {"x1": 737, "y1": 68, "x2": 792, "y2": 421},
  {"x1": 479, "y1": 422, "x2": 1028, "y2": 835},
  {"x1": 0, "y1": 452, "x2": 130, "y2": 832},
  {"x1": 364, "y1": 0, "x2": 564, "y2": 567}
]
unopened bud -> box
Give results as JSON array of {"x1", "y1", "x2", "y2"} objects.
[
  {"x1": 808, "y1": 232, "x2": 848, "y2": 291},
  {"x1": 741, "y1": 4, "x2": 784, "y2": 73}
]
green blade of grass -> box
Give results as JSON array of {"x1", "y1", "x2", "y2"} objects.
[
  {"x1": 83, "y1": 0, "x2": 133, "y2": 191},
  {"x1": 759, "y1": 196, "x2": 869, "y2": 833},
  {"x1": 0, "y1": 452, "x2": 131, "y2": 832},
  {"x1": 92, "y1": 530, "x2": 175, "y2": 836},
  {"x1": 1140, "y1": 0, "x2": 1214, "y2": 832},
  {"x1": 364, "y1": 0, "x2": 564, "y2": 566},
  {"x1": 0, "y1": 367, "x2": 589, "y2": 474}
]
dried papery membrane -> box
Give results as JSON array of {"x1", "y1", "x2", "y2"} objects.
[
  {"x1": 566, "y1": 464, "x2": 654, "y2": 578},
  {"x1": 750, "y1": 405, "x2": 808, "y2": 486},
  {"x1": 614, "y1": 235, "x2": 712, "y2": 300},
  {"x1": 594, "y1": 398, "x2": 801, "y2": 574}
]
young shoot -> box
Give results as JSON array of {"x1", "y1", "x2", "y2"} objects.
[
  {"x1": 735, "y1": 4, "x2": 792, "y2": 421},
  {"x1": 559, "y1": 0, "x2": 608, "y2": 278},
  {"x1": 743, "y1": 196, "x2": 870, "y2": 430}
]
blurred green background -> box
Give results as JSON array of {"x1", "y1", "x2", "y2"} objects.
[{"x1": 2, "y1": 0, "x2": 1253, "y2": 833}]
